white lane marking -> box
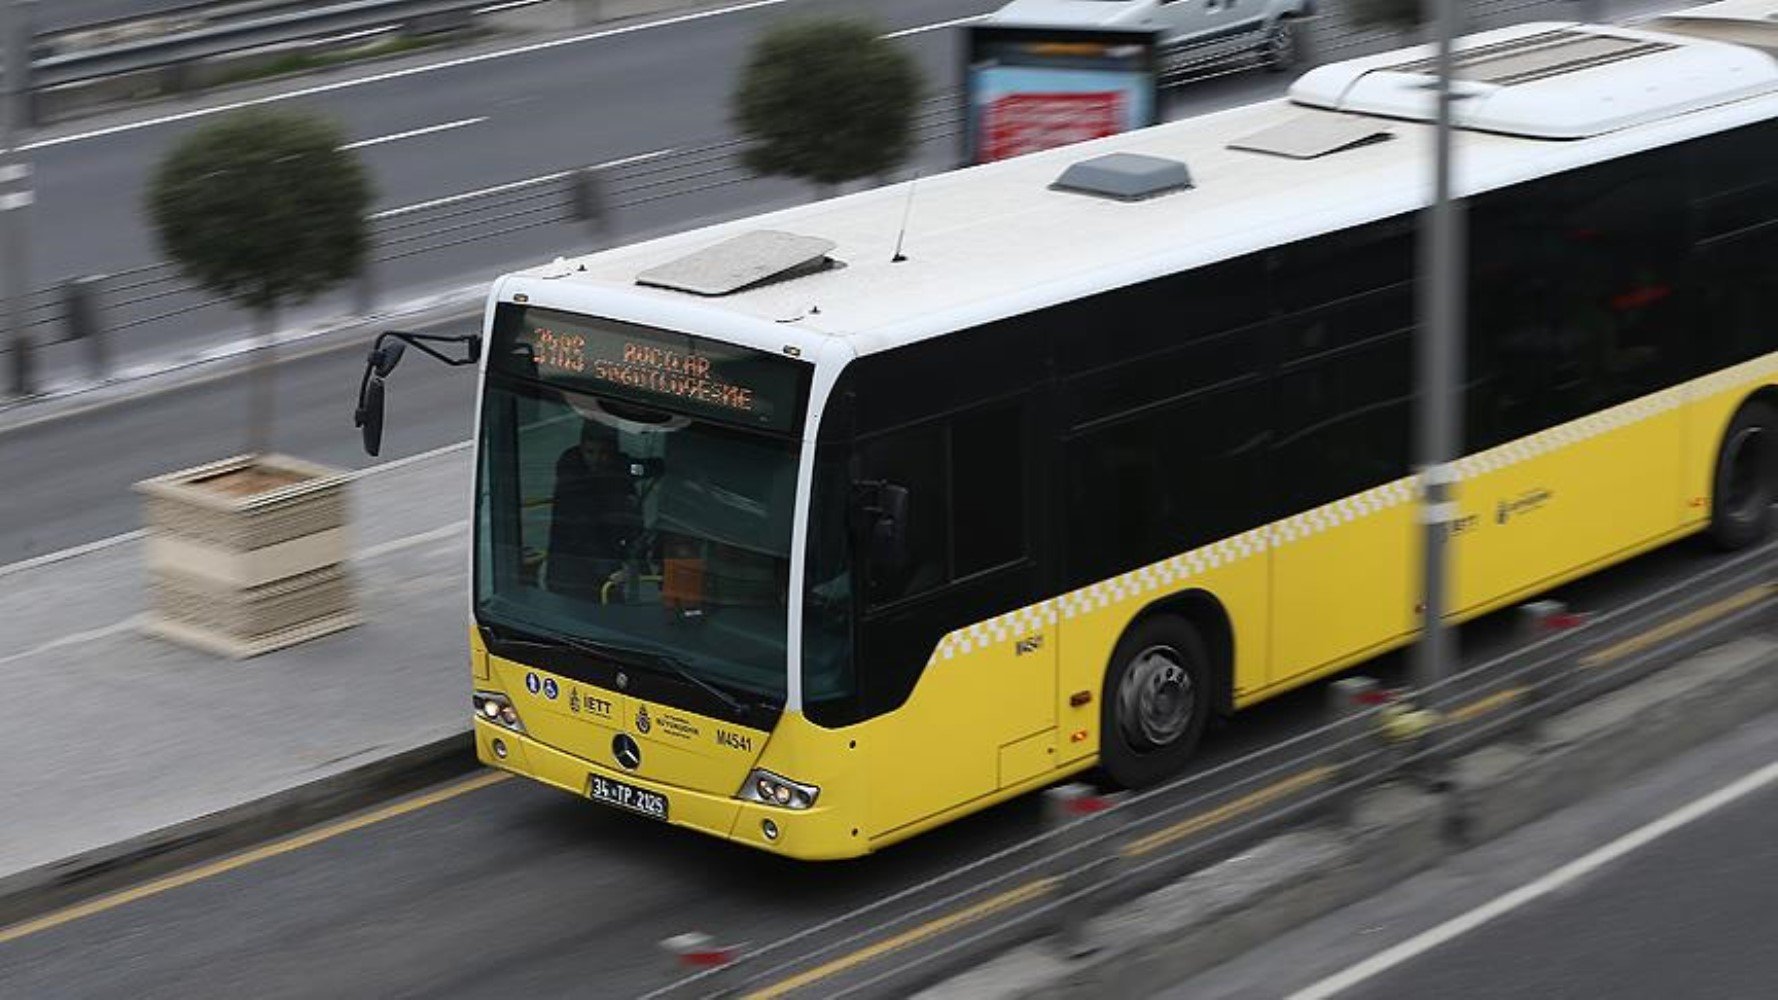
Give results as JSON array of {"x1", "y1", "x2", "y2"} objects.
[
  {"x1": 340, "y1": 116, "x2": 486, "y2": 150},
  {"x1": 0, "y1": 616, "x2": 143, "y2": 668},
  {"x1": 0, "y1": 530, "x2": 146, "y2": 578},
  {"x1": 476, "y1": 0, "x2": 550, "y2": 12},
  {"x1": 358, "y1": 520, "x2": 468, "y2": 560},
  {"x1": 356, "y1": 440, "x2": 473, "y2": 478},
  {"x1": 369, "y1": 147, "x2": 674, "y2": 220},
  {"x1": 1288, "y1": 756, "x2": 1778, "y2": 1000},
  {"x1": 17, "y1": 0, "x2": 797, "y2": 152},
  {"x1": 20, "y1": 2, "x2": 989, "y2": 153},
  {"x1": 883, "y1": 14, "x2": 989, "y2": 38}
]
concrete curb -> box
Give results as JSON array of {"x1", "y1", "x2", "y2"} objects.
[
  {"x1": 0, "y1": 729, "x2": 476, "y2": 929},
  {"x1": 919, "y1": 635, "x2": 1778, "y2": 998}
]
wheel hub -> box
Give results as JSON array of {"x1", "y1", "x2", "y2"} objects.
[{"x1": 1119, "y1": 644, "x2": 1195, "y2": 748}]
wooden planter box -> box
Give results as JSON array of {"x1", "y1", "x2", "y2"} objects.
[{"x1": 135, "y1": 454, "x2": 359, "y2": 658}]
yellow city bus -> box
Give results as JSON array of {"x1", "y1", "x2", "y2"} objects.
[{"x1": 360, "y1": 17, "x2": 1778, "y2": 859}]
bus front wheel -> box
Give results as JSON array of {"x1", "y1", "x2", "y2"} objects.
[
  {"x1": 1100, "y1": 616, "x2": 1212, "y2": 789},
  {"x1": 1710, "y1": 400, "x2": 1778, "y2": 550}
]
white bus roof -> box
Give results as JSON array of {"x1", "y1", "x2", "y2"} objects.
[
  {"x1": 1641, "y1": 0, "x2": 1778, "y2": 50},
  {"x1": 509, "y1": 18, "x2": 1778, "y2": 360}
]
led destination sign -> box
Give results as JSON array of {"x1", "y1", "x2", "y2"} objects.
[{"x1": 494, "y1": 306, "x2": 807, "y2": 432}]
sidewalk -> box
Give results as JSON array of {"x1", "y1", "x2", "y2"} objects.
[{"x1": 0, "y1": 443, "x2": 477, "y2": 905}]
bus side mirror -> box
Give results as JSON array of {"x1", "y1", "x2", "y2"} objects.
[
  {"x1": 356, "y1": 374, "x2": 387, "y2": 457},
  {"x1": 372, "y1": 340, "x2": 406, "y2": 377},
  {"x1": 350, "y1": 331, "x2": 479, "y2": 457},
  {"x1": 852, "y1": 481, "x2": 911, "y2": 574}
]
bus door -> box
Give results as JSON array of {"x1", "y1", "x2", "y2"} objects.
[{"x1": 847, "y1": 401, "x2": 1057, "y2": 837}]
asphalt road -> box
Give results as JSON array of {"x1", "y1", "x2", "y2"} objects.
[
  {"x1": 0, "y1": 7, "x2": 1756, "y2": 990},
  {"x1": 12, "y1": 0, "x2": 1692, "y2": 390},
  {"x1": 1163, "y1": 705, "x2": 1778, "y2": 1000},
  {"x1": 1347, "y1": 769, "x2": 1778, "y2": 1000},
  {"x1": 0, "y1": 529, "x2": 1767, "y2": 999},
  {"x1": 17, "y1": 0, "x2": 1003, "y2": 387},
  {"x1": 0, "y1": 319, "x2": 478, "y2": 563},
  {"x1": 0, "y1": 10, "x2": 1315, "y2": 566}
]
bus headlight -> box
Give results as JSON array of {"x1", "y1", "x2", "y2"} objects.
[
  {"x1": 737, "y1": 769, "x2": 819, "y2": 810},
  {"x1": 473, "y1": 691, "x2": 526, "y2": 734}
]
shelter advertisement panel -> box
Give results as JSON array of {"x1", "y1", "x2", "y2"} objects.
[{"x1": 963, "y1": 25, "x2": 1162, "y2": 165}]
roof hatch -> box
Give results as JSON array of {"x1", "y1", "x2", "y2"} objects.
[
  {"x1": 1391, "y1": 29, "x2": 1675, "y2": 85},
  {"x1": 1050, "y1": 152, "x2": 1193, "y2": 201},
  {"x1": 636, "y1": 230, "x2": 839, "y2": 296},
  {"x1": 1228, "y1": 110, "x2": 1394, "y2": 159},
  {"x1": 1289, "y1": 21, "x2": 1778, "y2": 139}
]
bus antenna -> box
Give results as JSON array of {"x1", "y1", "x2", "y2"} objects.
[{"x1": 891, "y1": 171, "x2": 921, "y2": 263}]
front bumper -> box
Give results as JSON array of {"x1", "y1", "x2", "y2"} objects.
[{"x1": 473, "y1": 718, "x2": 866, "y2": 860}]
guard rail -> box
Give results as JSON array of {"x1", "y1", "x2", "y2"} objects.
[
  {"x1": 644, "y1": 532, "x2": 1778, "y2": 999},
  {"x1": 31, "y1": 0, "x2": 496, "y2": 89}
]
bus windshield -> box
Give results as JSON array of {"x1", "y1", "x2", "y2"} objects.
[{"x1": 475, "y1": 307, "x2": 808, "y2": 704}]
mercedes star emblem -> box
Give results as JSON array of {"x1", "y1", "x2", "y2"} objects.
[{"x1": 613, "y1": 733, "x2": 642, "y2": 771}]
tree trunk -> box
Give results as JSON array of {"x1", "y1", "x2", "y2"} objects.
[{"x1": 247, "y1": 304, "x2": 277, "y2": 458}]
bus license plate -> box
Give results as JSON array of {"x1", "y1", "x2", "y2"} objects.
[{"x1": 588, "y1": 774, "x2": 669, "y2": 820}]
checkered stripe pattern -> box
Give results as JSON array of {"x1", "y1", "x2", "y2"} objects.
[
  {"x1": 935, "y1": 601, "x2": 1059, "y2": 660},
  {"x1": 1453, "y1": 390, "x2": 1681, "y2": 479},
  {"x1": 1052, "y1": 526, "x2": 1277, "y2": 622},
  {"x1": 927, "y1": 358, "x2": 1778, "y2": 659},
  {"x1": 1453, "y1": 353, "x2": 1778, "y2": 480}
]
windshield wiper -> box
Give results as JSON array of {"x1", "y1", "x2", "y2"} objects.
[{"x1": 481, "y1": 620, "x2": 753, "y2": 720}]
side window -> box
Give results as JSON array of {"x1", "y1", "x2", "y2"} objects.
[
  {"x1": 1541, "y1": 150, "x2": 1689, "y2": 417},
  {"x1": 1272, "y1": 218, "x2": 1416, "y2": 511},
  {"x1": 1277, "y1": 215, "x2": 1416, "y2": 316},
  {"x1": 952, "y1": 403, "x2": 1025, "y2": 577},
  {"x1": 857, "y1": 400, "x2": 1028, "y2": 608},
  {"x1": 1468, "y1": 181, "x2": 1563, "y2": 450},
  {"x1": 1470, "y1": 146, "x2": 1695, "y2": 449},
  {"x1": 1276, "y1": 291, "x2": 1415, "y2": 511},
  {"x1": 858, "y1": 424, "x2": 948, "y2": 606},
  {"x1": 1064, "y1": 379, "x2": 1268, "y2": 587},
  {"x1": 1691, "y1": 121, "x2": 1778, "y2": 370}
]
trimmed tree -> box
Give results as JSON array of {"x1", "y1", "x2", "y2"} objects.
[
  {"x1": 148, "y1": 108, "x2": 372, "y2": 457},
  {"x1": 733, "y1": 17, "x2": 922, "y2": 195}
]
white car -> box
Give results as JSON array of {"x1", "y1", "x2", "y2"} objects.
[{"x1": 984, "y1": 0, "x2": 1318, "y2": 77}]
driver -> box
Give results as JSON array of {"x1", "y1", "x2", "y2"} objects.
[{"x1": 546, "y1": 420, "x2": 641, "y2": 601}]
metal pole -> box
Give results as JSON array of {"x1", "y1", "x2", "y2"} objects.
[
  {"x1": 2, "y1": 0, "x2": 35, "y2": 398},
  {"x1": 248, "y1": 304, "x2": 275, "y2": 457},
  {"x1": 1415, "y1": 0, "x2": 1465, "y2": 729}
]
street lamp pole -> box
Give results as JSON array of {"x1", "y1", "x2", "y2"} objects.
[
  {"x1": 1, "y1": 0, "x2": 34, "y2": 398},
  {"x1": 1416, "y1": 0, "x2": 1465, "y2": 725}
]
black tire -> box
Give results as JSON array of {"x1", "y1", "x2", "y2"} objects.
[
  {"x1": 1710, "y1": 399, "x2": 1778, "y2": 550},
  {"x1": 1262, "y1": 17, "x2": 1299, "y2": 73},
  {"x1": 1100, "y1": 616, "x2": 1214, "y2": 789}
]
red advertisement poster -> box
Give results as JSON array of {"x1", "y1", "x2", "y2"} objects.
[{"x1": 982, "y1": 91, "x2": 1125, "y2": 161}]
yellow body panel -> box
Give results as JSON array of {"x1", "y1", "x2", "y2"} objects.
[
  {"x1": 859, "y1": 603, "x2": 1056, "y2": 841},
  {"x1": 475, "y1": 359, "x2": 1778, "y2": 858},
  {"x1": 1270, "y1": 484, "x2": 1418, "y2": 688}
]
